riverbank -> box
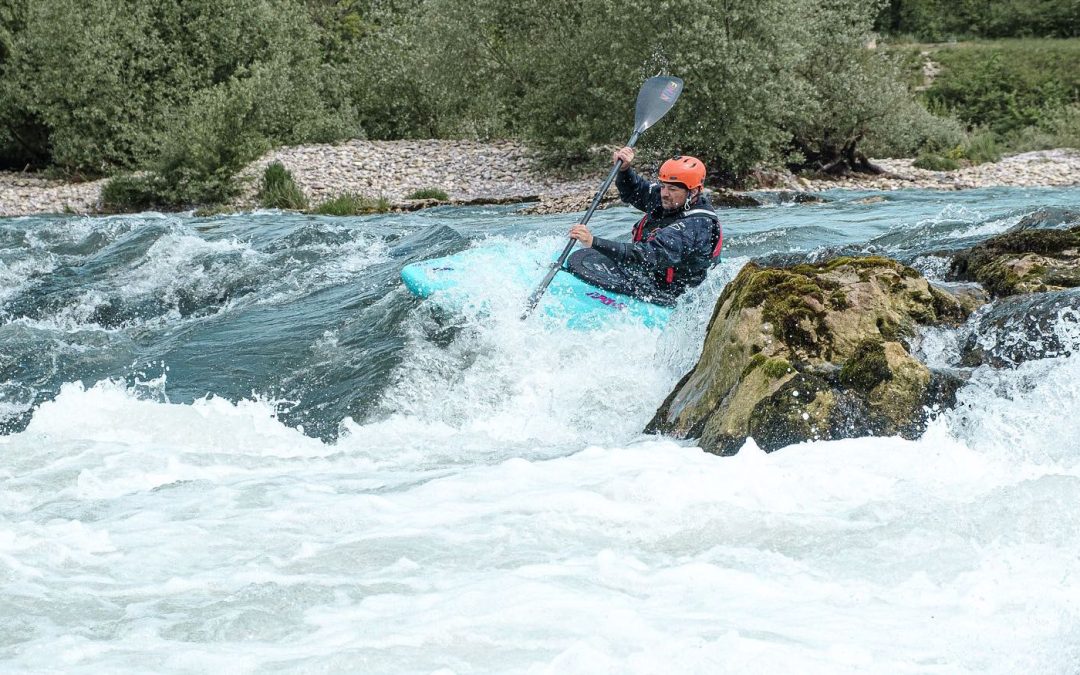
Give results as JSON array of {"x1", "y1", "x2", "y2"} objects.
[{"x1": 1, "y1": 141, "x2": 1078, "y2": 217}]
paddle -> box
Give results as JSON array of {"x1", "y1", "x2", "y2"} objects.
[{"x1": 521, "y1": 75, "x2": 685, "y2": 320}]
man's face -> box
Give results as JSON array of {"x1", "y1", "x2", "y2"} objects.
[{"x1": 660, "y1": 181, "x2": 689, "y2": 211}]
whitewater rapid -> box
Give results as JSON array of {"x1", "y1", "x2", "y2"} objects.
[
  {"x1": 2, "y1": 188, "x2": 1080, "y2": 672},
  {"x1": 3, "y1": 354, "x2": 1078, "y2": 672}
]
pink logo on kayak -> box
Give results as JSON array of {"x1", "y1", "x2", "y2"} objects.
[{"x1": 585, "y1": 291, "x2": 627, "y2": 311}]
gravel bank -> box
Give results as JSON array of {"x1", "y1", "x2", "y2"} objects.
[
  {"x1": 2, "y1": 142, "x2": 1078, "y2": 217},
  {"x1": 802, "y1": 149, "x2": 1080, "y2": 191},
  {"x1": 0, "y1": 173, "x2": 108, "y2": 218}
]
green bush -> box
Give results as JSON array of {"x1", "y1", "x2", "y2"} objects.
[
  {"x1": 0, "y1": 0, "x2": 1004, "y2": 197},
  {"x1": 99, "y1": 174, "x2": 158, "y2": 213},
  {"x1": 1011, "y1": 103, "x2": 1080, "y2": 151},
  {"x1": 405, "y1": 0, "x2": 954, "y2": 182},
  {"x1": 959, "y1": 129, "x2": 1002, "y2": 164},
  {"x1": 876, "y1": 0, "x2": 1080, "y2": 41},
  {"x1": 258, "y1": 162, "x2": 308, "y2": 210},
  {"x1": 406, "y1": 188, "x2": 450, "y2": 200},
  {"x1": 923, "y1": 40, "x2": 1080, "y2": 137},
  {"x1": 913, "y1": 154, "x2": 960, "y2": 170},
  {"x1": 312, "y1": 194, "x2": 391, "y2": 216},
  {"x1": 0, "y1": 0, "x2": 358, "y2": 179}
]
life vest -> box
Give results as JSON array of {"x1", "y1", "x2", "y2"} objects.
[{"x1": 632, "y1": 206, "x2": 722, "y2": 287}]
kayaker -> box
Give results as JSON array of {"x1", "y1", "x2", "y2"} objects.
[{"x1": 566, "y1": 147, "x2": 722, "y2": 306}]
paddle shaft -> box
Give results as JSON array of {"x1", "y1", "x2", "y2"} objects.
[{"x1": 521, "y1": 131, "x2": 641, "y2": 318}]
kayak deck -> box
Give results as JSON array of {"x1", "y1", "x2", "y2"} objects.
[{"x1": 400, "y1": 244, "x2": 671, "y2": 329}]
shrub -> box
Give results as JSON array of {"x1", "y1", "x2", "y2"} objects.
[
  {"x1": 405, "y1": 187, "x2": 449, "y2": 200},
  {"x1": 1011, "y1": 103, "x2": 1080, "y2": 151},
  {"x1": 258, "y1": 162, "x2": 308, "y2": 210},
  {"x1": 923, "y1": 40, "x2": 1080, "y2": 137},
  {"x1": 312, "y1": 194, "x2": 391, "y2": 216},
  {"x1": 913, "y1": 154, "x2": 960, "y2": 170},
  {"x1": 875, "y1": 0, "x2": 1080, "y2": 41},
  {"x1": 99, "y1": 174, "x2": 158, "y2": 212},
  {"x1": 959, "y1": 129, "x2": 1002, "y2": 164},
  {"x1": 408, "y1": 0, "x2": 952, "y2": 182},
  {"x1": 0, "y1": 0, "x2": 358, "y2": 178}
]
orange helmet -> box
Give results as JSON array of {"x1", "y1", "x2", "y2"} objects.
[{"x1": 658, "y1": 155, "x2": 706, "y2": 190}]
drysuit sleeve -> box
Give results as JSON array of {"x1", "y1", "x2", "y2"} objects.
[{"x1": 615, "y1": 168, "x2": 658, "y2": 212}]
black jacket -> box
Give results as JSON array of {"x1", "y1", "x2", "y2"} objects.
[{"x1": 589, "y1": 167, "x2": 722, "y2": 300}]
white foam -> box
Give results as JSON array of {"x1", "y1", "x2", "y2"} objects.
[
  {"x1": 4, "y1": 209, "x2": 1080, "y2": 672},
  {"x1": 2, "y1": 349, "x2": 1078, "y2": 672}
]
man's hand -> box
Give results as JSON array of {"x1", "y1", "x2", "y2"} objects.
[
  {"x1": 569, "y1": 223, "x2": 593, "y2": 248},
  {"x1": 612, "y1": 146, "x2": 635, "y2": 171}
]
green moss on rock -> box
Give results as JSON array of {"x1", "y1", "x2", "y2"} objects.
[
  {"x1": 838, "y1": 339, "x2": 892, "y2": 392},
  {"x1": 649, "y1": 255, "x2": 969, "y2": 454},
  {"x1": 950, "y1": 226, "x2": 1080, "y2": 298},
  {"x1": 762, "y1": 357, "x2": 794, "y2": 379}
]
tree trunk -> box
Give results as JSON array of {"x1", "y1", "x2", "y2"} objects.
[{"x1": 790, "y1": 133, "x2": 885, "y2": 177}]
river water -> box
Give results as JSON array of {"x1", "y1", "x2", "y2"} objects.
[{"x1": 2, "y1": 187, "x2": 1079, "y2": 672}]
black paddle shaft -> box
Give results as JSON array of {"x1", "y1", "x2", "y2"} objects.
[
  {"x1": 521, "y1": 75, "x2": 684, "y2": 320},
  {"x1": 521, "y1": 132, "x2": 640, "y2": 317}
]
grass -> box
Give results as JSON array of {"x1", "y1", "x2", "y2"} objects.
[
  {"x1": 406, "y1": 187, "x2": 450, "y2": 201},
  {"x1": 311, "y1": 193, "x2": 392, "y2": 216},
  {"x1": 258, "y1": 162, "x2": 308, "y2": 210}
]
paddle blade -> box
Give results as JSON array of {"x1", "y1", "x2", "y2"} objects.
[{"x1": 633, "y1": 76, "x2": 684, "y2": 134}]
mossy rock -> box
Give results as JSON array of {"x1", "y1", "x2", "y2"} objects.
[
  {"x1": 838, "y1": 339, "x2": 891, "y2": 392},
  {"x1": 648, "y1": 255, "x2": 971, "y2": 455},
  {"x1": 744, "y1": 373, "x2": 837, "y2": 454},
  {"x1": 949, "y1": 226, "x2": 1080, "y2": 298}
]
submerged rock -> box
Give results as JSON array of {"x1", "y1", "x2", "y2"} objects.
[
  {"x1": 948, "y1": 225, "x2": 1080, "y2": 298},
  {"x1": 710, "y1": 190, "x2": 763, "y2": 208},
  {"x1": 1015, "y1": 206, "x2": 1080, "y2": 231},
  {"x1": 960, "y1": 287, "x2": 1080, "y2": 368},
  {"x1": 647, "y1": 257, "x2": 970, "y2": 455}
]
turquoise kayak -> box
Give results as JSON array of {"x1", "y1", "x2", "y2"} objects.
[{"x1": 400, "y1": 244, "x2": 672, "y2": 330}]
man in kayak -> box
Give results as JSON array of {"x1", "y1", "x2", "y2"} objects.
[{"x1": 566, "y1": 147, "x2": 722, "y2": 306}]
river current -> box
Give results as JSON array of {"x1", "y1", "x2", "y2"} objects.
[{"x1": 2, "y1": 187, "x2": 1079, "y2": 672}]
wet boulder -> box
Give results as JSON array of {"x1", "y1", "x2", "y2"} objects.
[
  {"x1": 646, "y1": 257, "x2": 971, "y2": 455},
  {"x1": 960, "y1": 287, "x2": 1080, "y2": 368},
  {"x1": 1015, "y1": 206, "x2": 1080, "y2": 231},
  {"x1": 948, "y1": 226, "x2": 1080, "y2": 298},
  {"x1": 708, "y1": 189, "x2": 763, "y2": 208}
]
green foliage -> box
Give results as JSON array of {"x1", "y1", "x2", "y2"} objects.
[
  {"x1": 0, "y1": 0, "x2": 357, "y2": 183},
  {"x1": 403, "y1": 0, "x2": 951, "y2": 182},
  {"x1": 959, "y1": 129, "x2": 1002, "y2": 164},
  {"x1": 875, "y1": 0, "x2": 1080, "y2": 41},
  {"x1": 100, "y1": 174, "x2": 158, "y2": 213},
  {"x1": 258, "y1": 162, "x2": 309, "y2": 210},
  {"x1": 912, "y1": 154, "x2": 960, "y2": 170},
  {"x1": 1011, "y1": 103, "x2": 1080, "y2": 151},
  {"x1": 312, "y1": 193, "x2": 391, "y2": 215},
  {"x1": 9, "y1": 0, "x2": 1075, "y2": 205},
  {"x1": 406, "y1": 188, "x2": 450, "y2": 200},
  {"x1": 783, "y1": 1, "x2": 952, "y2": 172},
  {"x1": 923, "y1": 40, "x2": 1080, "y2": 138}
]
